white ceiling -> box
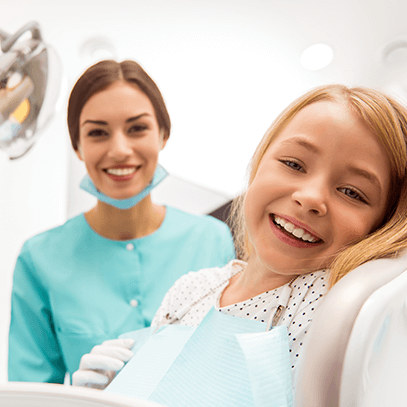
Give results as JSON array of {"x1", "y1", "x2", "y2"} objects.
[{"x1": 2, "y1": 0, "x2": 407, "y2": 197}]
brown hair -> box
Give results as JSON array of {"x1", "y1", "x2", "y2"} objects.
[
  {"x1": 67, "y1": 59, "x2": 171, "y2": 150},
  {"x1": 229, "y1": 84, "x2": 407, "y2": 286}
]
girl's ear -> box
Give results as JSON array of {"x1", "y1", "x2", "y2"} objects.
[{"x1": 76, "y1": 144, "x2": 84, "y2": 161}]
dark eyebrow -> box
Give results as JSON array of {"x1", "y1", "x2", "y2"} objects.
[
  {"x1": 81, "y1": 113, "x2": 151, "y2": 127},
  {"x1": 280, "y1": 137, "x2": 321, "y2": 154},
  {"x1": 125, "y1": 114, "x2": 151, "y2": 123},
  {"x1": 82, "y1": 120, "x2": 107, "y2": 126}
]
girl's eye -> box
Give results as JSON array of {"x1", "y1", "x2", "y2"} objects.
[
  {"x1": 338, "y1": 187, "x2": 367, "y2": 203},
  {"x1": 88, "y1": 129, "x2": 108, "y2": 137},
  {"x1": 280, "y1": 159, "x2": 304, "y2": 172}
]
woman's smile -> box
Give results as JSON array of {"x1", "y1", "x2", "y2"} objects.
[{"x1": 103, "y1": 165, "x2": 141, "y2": 181}]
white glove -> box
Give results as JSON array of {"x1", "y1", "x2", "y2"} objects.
[{"x1": 72, "y1": 338, "x2": 135, "y2": 389}]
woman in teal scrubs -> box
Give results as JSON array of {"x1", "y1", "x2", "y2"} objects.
[{"x1": 8, "y1": 60, "x2": 235, "y2": 384}]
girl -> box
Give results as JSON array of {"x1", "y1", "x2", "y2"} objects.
[
  {"x1": 73, "y1": 84, "x2": 407, "y2": 392},
  {"x1": 8, "y1": 60, "x2": 235, "y2": 384}
]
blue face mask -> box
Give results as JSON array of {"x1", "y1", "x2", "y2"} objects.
[{"x1": 79, "y1": 164, "x2": 168, "y2": 210}]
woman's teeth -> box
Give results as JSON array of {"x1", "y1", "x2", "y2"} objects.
[
  {"x1": 106, "y1": 167, "x2": 136, "y2": 176},
  {"x1": 273, "y1": 216, "x2": 318, "y2": 243}
]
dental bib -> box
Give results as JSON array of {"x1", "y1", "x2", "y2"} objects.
[
  {"x1": 105, "y1": 307, "x2": 293, "y2": 407},
  {"x1": 79, "y1": 164, "x2": 168, "y2": 210}
]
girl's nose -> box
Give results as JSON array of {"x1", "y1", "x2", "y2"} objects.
[
  {"x1": 107, "y1": 132, "x2": 132, "y2": 160},
  {"x1": 291, "y1": 181, "x2": 328, "y2": 216}
]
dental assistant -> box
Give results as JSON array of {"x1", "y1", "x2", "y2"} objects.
[{"x1": 8, "y1": 60, "x2": 235, "y2": 384}]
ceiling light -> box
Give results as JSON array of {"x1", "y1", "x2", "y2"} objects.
[
  {"x1": 382, "y1": 40, "x2": 407, "y2": 67},
  {"x1": 300, "y1": 43, "x2": 334, "y2": 71},
  {"x1": 80, "y1": 37, "x2": 117, "y2": 65}
]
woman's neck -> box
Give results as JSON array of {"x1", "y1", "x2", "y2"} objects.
[
  {"x1": 84, "y1": 194, "x2": 166, "y2": 240},
  {"x1": 219, "y1": 256, "x2": 298, "y2": 307}
]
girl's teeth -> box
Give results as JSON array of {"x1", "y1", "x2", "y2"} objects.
[
  {"x1": 284, "y1": 223, "x2": 294, "y2": 233},
  {"x1": 292, "y1": 228, "x2": 304, "y2": 238},
  {"x1": 274, "y1": 216, "x2": 317, "y2": 243},
  {"x1": 302, "y1": 233, "x2": 312, "y2": 241}
]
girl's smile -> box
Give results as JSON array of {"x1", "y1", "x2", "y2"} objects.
[
  {"x1": 270, "y1": 213, "x2": 323, "y2": 246},
  {"x1": 244, "y1": 100, "x2": 391, "y2": 279}
]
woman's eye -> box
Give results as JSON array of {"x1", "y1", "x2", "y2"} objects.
[
  {"x1": 339, "y1": 187, "x2": 367, "y2": 203},
  {"x1": 88, "y1": 129, "x2": 108, "y2": 137},
  {"x1": 129, "y1": 124, "x2": 148, "y2": 134},
  {"x1": 281, "y1": 160, "x2": 304, "y2": 172}
]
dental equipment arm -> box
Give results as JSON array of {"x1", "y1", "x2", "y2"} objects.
[
  {"x1": 72, "y1": 338, "x2": 135, "y2": 389},
  {"x1": 0, "y1": 21, "x2": 63, "y2": 159}
]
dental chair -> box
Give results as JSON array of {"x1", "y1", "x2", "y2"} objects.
[
  {"x1": 0, "y1": 382, "x2": 166, "y2": 407},
  {"x1": 295, "y1": 252, "x2": 407, "y2": 407}
]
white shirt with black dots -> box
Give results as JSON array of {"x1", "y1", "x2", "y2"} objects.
[{"x1": 152, "y1": 259, "x2": 329, "y2": 376}]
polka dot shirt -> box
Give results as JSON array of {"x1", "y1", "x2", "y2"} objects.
[{"x1": 152, "y1": 260, "x2": 329, "y2": 375}]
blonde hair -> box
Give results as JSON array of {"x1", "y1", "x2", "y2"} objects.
[{"x1": 229, "y1": 84, "x2": 407, "y2": 287}]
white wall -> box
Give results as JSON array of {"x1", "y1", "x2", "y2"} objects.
[
  {"x1": 2, "y1": 0, "x2": 407, "y2": 383},
  {"x1": 0, "y1": 112, "x2": 69, "y2": 382}
]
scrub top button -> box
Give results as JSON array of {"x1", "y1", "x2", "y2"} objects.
[
  {"x1": 126, "y1": 243, "x2": 134, "y2": 251},
  {"x1": 130, "y1": 299, "x2": 139, "y2": 307}
]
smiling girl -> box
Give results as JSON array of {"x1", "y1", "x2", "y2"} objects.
[
  {"x1": 73, "y1": 84, "x2": 407, "y2": 394},
  {"x1": 8, "y1": 60, "x2": 235, "y2": 384}
]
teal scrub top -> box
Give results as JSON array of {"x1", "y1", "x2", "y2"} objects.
[{"x1": 8, "y1": 206, "x2": 235, "y2": 383}]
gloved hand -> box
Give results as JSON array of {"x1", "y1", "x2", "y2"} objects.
[{"x1": 72, "y1": 338, "x2": 135, "y2": 389}]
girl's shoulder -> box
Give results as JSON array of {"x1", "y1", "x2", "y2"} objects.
[
  {"x1": 292, "y1": 269, "x2": 329, "y2": 290},
  {"x1": 291, "y1": 269, "x2": 330, "y2": 304},
  {"x1": 164, "y1": 260, "x2": 243, "y2": 297},
  {"x1": 151, "y1": 260, "x2": 243, "y2": 327},
  {"x1": 283, "y1": 269, "x2": 330, "y2": 323}
]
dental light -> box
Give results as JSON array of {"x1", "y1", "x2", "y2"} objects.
[{"x1": 0, "y1": 21, "x2": 64, "y2": 159}]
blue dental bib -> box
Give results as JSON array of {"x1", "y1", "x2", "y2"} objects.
[{"x1": 106, "y1": 307, "x2": 293, "y2": 407}]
